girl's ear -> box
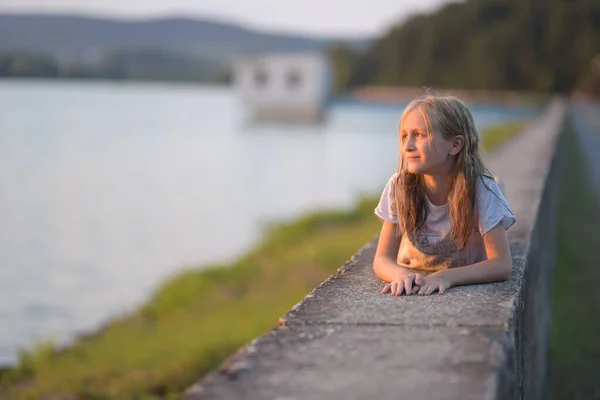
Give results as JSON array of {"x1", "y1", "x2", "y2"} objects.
[{"x1": 450, "y1": 135, "x2": 465, "y2": 156}]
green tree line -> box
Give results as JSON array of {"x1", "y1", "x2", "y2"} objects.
[
  {"x1": 0, "y1": 49, "x2": 231, "y2": 83},
  {"x1": 330, "y1": 0, "x2": 600, "y2": 95}
]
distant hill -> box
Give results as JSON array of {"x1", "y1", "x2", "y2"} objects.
[{"x1": 0, "y1": 13, "x2": 369, "y2": 63}]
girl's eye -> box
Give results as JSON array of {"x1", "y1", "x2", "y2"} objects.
[{"x1": 415, "y1": 132, "x2": 421, "y2": 137}]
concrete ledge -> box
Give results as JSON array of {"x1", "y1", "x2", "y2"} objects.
[{"x1": 184, "y1": 100, "x2": 566, "y2": 400}]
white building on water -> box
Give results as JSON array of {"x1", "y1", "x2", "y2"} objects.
[{"x1": 233, "y1": 52, "x2": 332, "y2": 123}]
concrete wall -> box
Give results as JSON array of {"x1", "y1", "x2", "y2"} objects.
[{"x1": 183, "y1": 100, "x2": 566, "y2": 400}]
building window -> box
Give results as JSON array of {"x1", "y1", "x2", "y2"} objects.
[
  {"x1": 254, "y1": 68, "x2": 268, "y2": 87},
  {"x1": 287, "y1": 70, "x2": 301, "y2": 90}
]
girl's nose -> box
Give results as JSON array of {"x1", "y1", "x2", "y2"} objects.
[{"x1": 403, "y1": 137, "x2": 416, "y2": 152}]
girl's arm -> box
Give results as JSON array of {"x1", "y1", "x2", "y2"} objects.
[
  {"x1": 416, "y1": 223, "x2": 512, "y2": 295},
  {"x1": 374, "y1": 220, "x2": 407, "y2": 281},
  {"x1": 374, "y1": 221, "x2": 421, "y2": 296}
]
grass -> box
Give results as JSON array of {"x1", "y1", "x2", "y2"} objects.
[
  {"x1": 0, "y1": 197, "x2": 382, "y2": 399},
  {"x1": 546, "y1": 117, "x2": 600, "y2": 399},
  {"x1": 481, "y1": 120, "x2": 529, "y2": 153},
  {"x1": 0, "y1": 116, "x2": 535, "y2": 399}
]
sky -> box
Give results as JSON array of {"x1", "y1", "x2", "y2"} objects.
[{"x1": 0, "y1": 0, "x2": 454, "y2": 37}]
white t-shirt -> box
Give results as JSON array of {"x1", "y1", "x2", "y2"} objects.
[{"x1": 374, "y1": 174, "x2": 516, "y2": 271}]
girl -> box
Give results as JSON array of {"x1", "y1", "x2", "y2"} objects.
[{"x1": 374, "y1": 95, "x2": 516, "y2": 296}]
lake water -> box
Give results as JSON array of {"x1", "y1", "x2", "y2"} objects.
[{"x1": 0, "y1": 80, "x2": 535, "y2": 365}]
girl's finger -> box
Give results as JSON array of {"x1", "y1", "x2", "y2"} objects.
[
  {"x1": 414, "y1": 274, "x2": 424, "y2": 286},
  {"x1": 411, "y1": 285, "x2": 420, "y2": 294},
  {"x1": 404, "y1": 277, "x2": 413, "y2": 296},
  {"x1": 395, "y1": 281, "x2": 403, "y2": 296},
  {"x1": 381, "y1": 284, "x2": 391, "y2": 294},
  {"x1": 439, "y1": 285, "x2": 446, "y2": 295},
  {"x1": 425, "y1": 285, "x2": 437, "y2": 295},
  {"x1": 418, "y1": 285, "x2": 427, "y2": 295},
  {"x1": 391, "y1": 281, "x2": 399, "y2": 296},
  {"x1": 396, "y1": 281, "x2": 405, "y2": 296}
]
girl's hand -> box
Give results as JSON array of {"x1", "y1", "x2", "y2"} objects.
[
  {"x1": 411, "y1": 272, "x2": 452, "y2": 295},
  {"x1": 381, "y1": 272, "x2": 425, "y2": 296}
]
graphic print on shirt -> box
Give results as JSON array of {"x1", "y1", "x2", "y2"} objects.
[{"x1": 399, "y1": 229, "x2": 469, "y2": 271}]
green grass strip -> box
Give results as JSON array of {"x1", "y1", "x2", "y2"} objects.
[
  {"x1": 481, "y1": 120, "x2": 529, "y2": 153},
  {"x1": 546, "y1": 116, "x2": 600, "y2": 399}
]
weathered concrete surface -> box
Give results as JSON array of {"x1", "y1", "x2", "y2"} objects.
[
  {"x1": 183, "y1": 100, "x2": 566, "y2": 400},
  {"x1": 186, "y1": 324, "x2": 500, "y2": 400}
]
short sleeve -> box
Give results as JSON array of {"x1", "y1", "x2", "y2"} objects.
[
  {"x1": 374, "y1": 173, "x2": 399, "y2": 224},
  {"x1": 476, "y1": 175, "x2": 516, "y2": 235}
]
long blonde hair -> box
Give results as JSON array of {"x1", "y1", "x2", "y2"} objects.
[{"x1": 394, "y1": 94, "x2": 492, "y2": 248}]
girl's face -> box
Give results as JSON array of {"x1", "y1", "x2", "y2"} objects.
[{"x1": 400, "y1": 109, "x2": 454, "y2": 175}]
